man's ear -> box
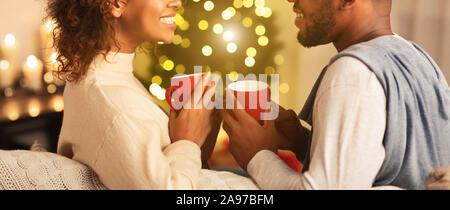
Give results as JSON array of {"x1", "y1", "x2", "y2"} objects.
[
  {"x1": 338, "y1": 0, "x2": 356, "y2": 10},
  {"x1": 110, "y1": 0, "x2": 128, "y2": 18}
]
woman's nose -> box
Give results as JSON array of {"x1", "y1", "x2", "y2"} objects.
[{"x1": 168, "y1": 0, "x2": 182, "y2": 10}]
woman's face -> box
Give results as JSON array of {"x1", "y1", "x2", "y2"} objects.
[{"x1": 118, "y1": 0, "x2": 181, "y2": 45}]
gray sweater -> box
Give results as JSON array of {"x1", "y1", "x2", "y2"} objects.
[{"x1": 300, "y1": 35, "x2": 450, "y2": 190}]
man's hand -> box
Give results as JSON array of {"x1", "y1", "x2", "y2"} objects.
[
  {"x1": 275, "y1": 106, "x2": 310, "y2": 162},
  {"x1": 222, "y1": 100, "x2": 289, "y2": 171},
  {"x1": 200, "y1": 109, "x2": 222, "y2": 169}
]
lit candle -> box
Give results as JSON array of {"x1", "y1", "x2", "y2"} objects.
[
  {"x1": 28, "y1": 98, "x2": 41, "y2": 118},
  {"x1": 22, "y1": 55, "x2": 44, "y2": 92},
  {"x1": 0, "y1": 34, "x2": 18, "y2": 80},
  {"x1": 3, "y1": 100, "x2": 20, "y2": 121},
  {"x1": 0, "y1": 60, "x2": 14, "y2": 88},
  {"x1": 50, "y1": 95, "x2": 64, "y2": 112}
]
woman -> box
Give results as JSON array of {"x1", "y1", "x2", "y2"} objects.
[{"x1": 47, "y1": 0, "x2": 258, "y2": 190}]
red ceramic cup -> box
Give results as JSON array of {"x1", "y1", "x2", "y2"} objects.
[
  {"x1": 227, "y1": 80, "x2": 271, "y2": 125},
  {"x1": 165, "y1": 72, "x2": 209, "y2": 111}
]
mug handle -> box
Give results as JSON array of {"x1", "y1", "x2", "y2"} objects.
[{"x1": 165, "y1": 86, "x2": 178, "y2": 110}]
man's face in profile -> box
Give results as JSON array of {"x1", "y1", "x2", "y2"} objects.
[{"x1": 290, "y1": 0, "x2": 337, "y2": 48}]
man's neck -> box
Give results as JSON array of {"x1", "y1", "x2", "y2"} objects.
[{"x1": 333, "y1": 18, "x2": 393, "y2": 52}]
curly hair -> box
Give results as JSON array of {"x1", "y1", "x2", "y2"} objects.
[{"x1": 46, "y1": 0, "x2": 119, "y2": 83}]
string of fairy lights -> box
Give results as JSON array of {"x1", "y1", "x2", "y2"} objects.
[{"x1": 145, "y1": 0, "x2": 291, "y2": 101}]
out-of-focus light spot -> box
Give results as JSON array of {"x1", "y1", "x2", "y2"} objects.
[
  {"x1": 223, "y1": 31, "x2": 234, "y2": 42},
  {"x1": 202, "y1": 45, "x2": 213, "y2": 56},
  {"x1": 280, "y1": 83, "x2": 290, "y2": 94},
  {"x1": 4, "y1": 34, "x2": 16, "y2": 47},
  {"x1": 258, "y1": 36, "x2": 269, "y2": 46},
  {"x1": 242, "y1": 17, "x2": 253, "y2": 28},
  {"x1": 175, "y1": 64, "x2": 186, "y2": 74},
  {"x1": 274, "y1": 54, "x2": 285, "y2": 65},
  {"x1": 198, "y1": 20, "x2": 209, "y2": 30},
  {"x1": 204, "y1": 1, "x2": 214, "y2": 11},
  {"x1": 245, "y1": 57, "x2": 256, "y2": 67},
  {"x1": 246, "y1": 47, "x2": 257, "y2": 57},
  {"x1": 228, "y1": 71, "x2": 239, "y2": 81},
  {"x1": 255, "y1": 25, "x2": 266, "y2": 36},
  {"x1": 213, "y1": 24, "x2": 224, "y2": 34},
  {"x1": 47, "y1": 84, "x2": 57, "y2": 94},
  {"x1": 181, "y1": 38, "x2": 191, "y2": 48},
  {"x1": 226, "y1": 42, "x2": 237, "y2": 53},
  {"x1": 152, "y1": 75, "x2": 163, "y2": 85}
]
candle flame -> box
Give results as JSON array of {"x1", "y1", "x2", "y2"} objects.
[
  {"x1": 4, "y1": 34, "x2": 15, "y2": 47},
  {"x1": 50, "y1": 95, "x2": 64, "y2": 112},
  {"x1": 3, "y1": 101, "x2": 20, "y2": 121},
  {"x1": 28, "y1": 99, "x2": 41, "y2": 117},
  {"x1": 0, "y1": 60, "x2": 10, "y2": 70},
  {"x1": 26, "y1": 55, "x2": 39, "y2": 69}
]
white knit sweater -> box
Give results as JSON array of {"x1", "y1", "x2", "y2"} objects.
[{"x1": 57, "y1": 52, "x2": 258, "y2": 190}]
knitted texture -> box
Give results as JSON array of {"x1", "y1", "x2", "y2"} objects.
[{"x1": 0, "y1": 150, "x2": 107, "y2": 190}]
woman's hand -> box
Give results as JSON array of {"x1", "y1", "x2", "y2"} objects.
[{"x1": 169, "y1": 74, "x2": 219, "y2": 148}]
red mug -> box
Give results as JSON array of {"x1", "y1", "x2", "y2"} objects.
[
  {"x1": 165, "y1": 72, "x2": 209, "y2": 110},
  {"x1": 227, "y1": 80, "x2": 271, "y2": 125}
]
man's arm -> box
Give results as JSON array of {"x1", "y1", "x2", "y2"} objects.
[{"x1": 247, "y1": 56, "x2": 387, "y2": 189}]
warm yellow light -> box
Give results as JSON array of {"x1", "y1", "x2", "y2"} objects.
[
  {"x1": 174, "y1": 13, "x2": 185, "y2": 26},
  {"x1": 179, "y1": 21, "x2": 190, "y2": 31},
  {"x1": 202, "y1": 45, "x2": 213, "y2": 56},
  {"x1": 265, "y1": 66, "x2": 275, "y2": 75},
  {"x1": 4, "y1": 101, "x2": 20, "y2": 121},
  {"x1": 0, "y1": 60, "x2": 10, "y2": 70},
  {"x1": 45, "y1": 19, "x2": 56, "y2": 33},
  {"x1": 274, "y1": 54, "x2": 285, "y2": 66},
  {"x1": 175, "y1": 64, "x2": 186, "y2": 74},
  {"x1": 4, "y1": 34, "x2": 15, "y2": 47},
  {"x1": 245, "y1": 57, "x2": 256, "y2": 67},
  {"x1": 162, "y1": 60, "x2": 175, "y2": 71},
  {"x1": 213, "y1": 24, "x2": 224, "y2": 34},
  {"x1": 181, "y1": 38, "x2": 191, "y2": 48},
  {"x1": 47, "y1": 84, "x2": 57, "y2": 94},
  {"x1": 222, "y1": 7, "x2": 236, "y2": 20},
  {"x1": 149, "y1": 84, "x2": 165, "y2": 100},
  {"x1": 228, "y1": 71, "x2": 239, "y2": 81},
  {"x1": 242, "y1": 17, "x2": 253, "y2": 28},
  {"x1": 255, "y1": 0, "x2": 265, "y2": 8},
  {"x1": 26, "y1": 55, "x2": 39, "y2": 69},
  {"x1": 204, "y1": 1, "x2": 214, "y2": 11},
  {"x1": 28, "y1": 99, "x2": 41, "y2": 118},
  {"x1": 173, "y1": 34, "x2": 182, "y2": 45},
  {"x1": 152, "y1": 75, "x2": 163, "y2": 85},
  {"x1": 263, "y1": 7, "x2": 273, "y2": 18},
  {"x1": 50, "y1": 52, "x2": 58, "y2": 63},
  {"x1": 44, "y1": 72, "x2": 54, "y2": 83},
  {"x1": 198, "y1": 20, "x2": 209, "y2": 30},
  {"x1": 246, "y1": 47, "x2": 257, "y2": 57},
  {"x1": 258, "y1": 36, "x2": 269, "y2": 46},
  {"x1": 223, "y1": 31, "x2": 234, "y2": 42},
  {"x1": 226, "y1": 42, "x2": 237, "y2": 53},
  {"x1": 158, "y1": 56, "x2": 168, "y2": 65},
  {"x1": 51, "y1": 95, "x2": 64, "y2": 112},
  {"x1": 233, "y1": 0, "x2": 243, "y2": 8},
  {"x1": 193, "y1": 0, "x2": 200, "y2": 2},
  {"x1": 280, "y1": 83, "x2": 290, "y2": 94},
  {"x1": 178, "y1": 7, "x2": 185, "y2": 15},
  {"x1": 243, "y1": 0, "x2": 254, "y2": 8},
  {"x1": 255, "y1": 25, "x2": 266, "y2": 35}
]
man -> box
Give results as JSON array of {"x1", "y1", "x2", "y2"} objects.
[{"x1": 222, "y1": 0, "x2": 450, "y2": 190}]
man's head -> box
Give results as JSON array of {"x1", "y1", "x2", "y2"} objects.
[{"x1": 287, "y1": 0, "x2": 392, "y2": 49}]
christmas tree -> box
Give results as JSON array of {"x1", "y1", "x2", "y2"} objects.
[
  {"x1": 133, "y1": 0, "x2": 302, "y2": 171},
  {"x1": 133, "y1": 0, "x2": 282, "y2": 107}
]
